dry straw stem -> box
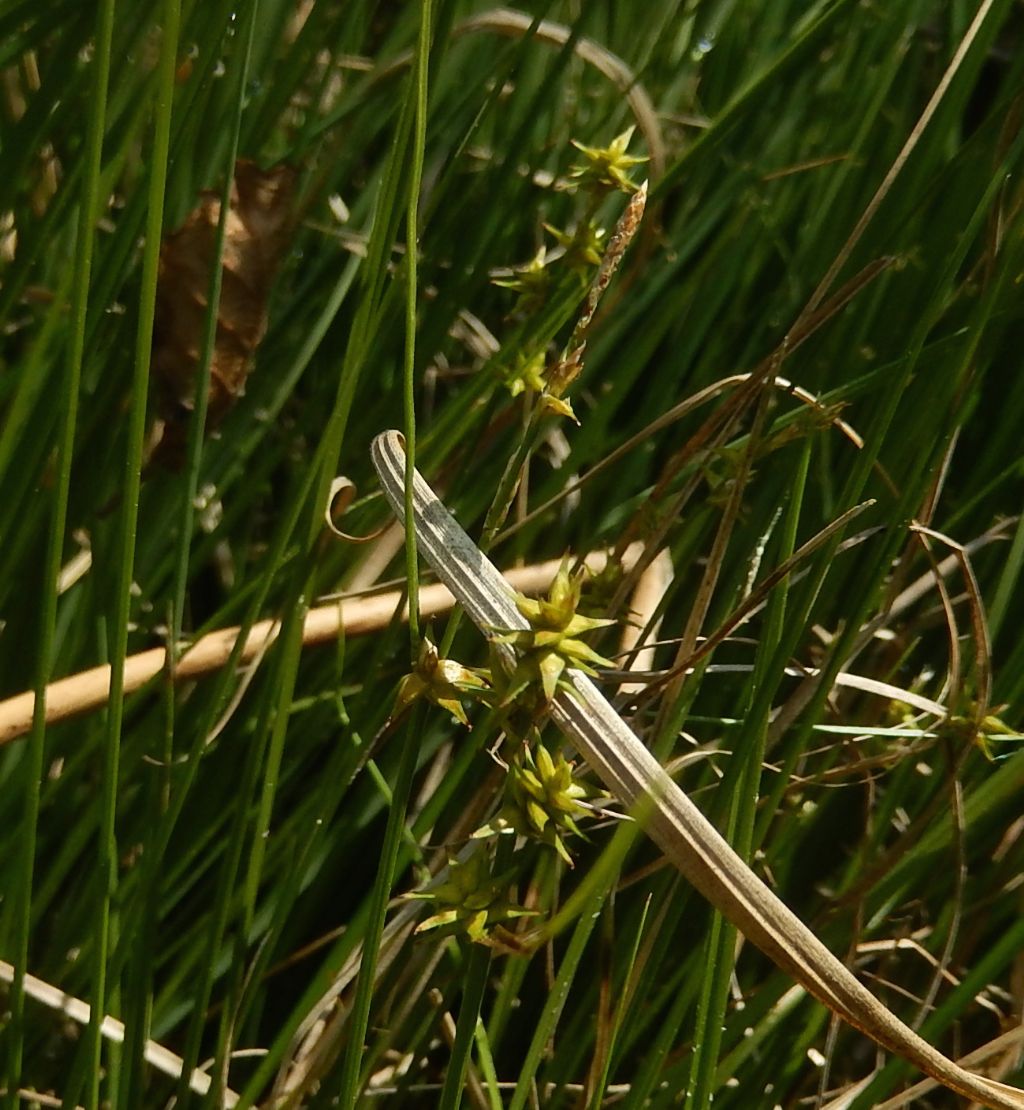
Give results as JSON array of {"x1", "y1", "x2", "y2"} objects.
[
  {"x1": 0, "y1": 553, "x2": 621, "y2": 746},
  {"x1": 617, "y1": 547, "x2": 673, "y2": 695},
  {"x1": 370, "y1": 428, "x2": 1024, "y2": 1110},
  {"x1": 0, "y1": 960, "x2": 239, "y2": 1105}
]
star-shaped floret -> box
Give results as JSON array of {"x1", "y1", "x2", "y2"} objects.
[
  {"x1": 543, "y1": 220, "x2": 606, "y2": 273},
  {"x1": 569, "y1": 127, "x2": 647, "y2": 194},
  {"x1": 492, "y1": 561, "x2": 615, "y2": 702},
  {"x1": 474, "y1": 740, "x2": 601, "y2": 866},
  {"x1": 393, "y1": 637, "x2": 490, "y2": 726},
  {"x1": 493, "y1": 245, "x2": 551, "y2": 313},
  {"x1": 406, "y1": 850, "x2": 537, "y2": 945}
]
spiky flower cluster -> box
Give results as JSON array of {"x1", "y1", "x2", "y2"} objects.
[
  {"x1": 405, "y1": 849, "x2": 537, "y2": 946},
  {"x1": 392, "y1": 636, "x2": 490, "y2": 727},
  {"x1": 944, "y1": 706, "x2": 1017, "y2": 760},
  {"x1": 492, "y1": 245, "x2": 551, "y2": 314},
  {"x1": 544, "y1": 219, "x2": 606, "y2": 274},
  {"x1": 493, "y1": 560, "x2": 614, "y2": 703},
  {"x1": 569, "y1": 126, "x2": 647, "y2": 195},
  {"x1": 503, "y1": 350, "x2": 577, "y2": 422},
  {"x1": 490, "y1": 128, "x2": 645, "y2": 423},
  {"x1": 474, "y1": 740, "x2": 598, "y2": 866}
]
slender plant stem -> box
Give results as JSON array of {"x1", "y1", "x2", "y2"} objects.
[
  {"x1": 685, "y1": 388, "x2": 776, "y2": 1110},
  {"x1": 4, "y1": 3, "x2": 115, "y2": 1105},
  {"x1": 507, "y1": 871, "x2": 610, "y2": 1110},
  {"x1": 170, "y1": 1, "x2": 261, "y2": 649},
  {"x1": 117, "y1": 5, "x2": 263, "y2": 1106},
  {"x1": 437, "y1": 942, "x2": 491, "y2": 1110},
  {"x1": 335, "y1": 4, "x2": 433, "y2": 1104},
  {"x1": 87, "y1": 2, "x2": 180, "y2": 1105},
  {"x1": 335, "y1": 707, "x2": 424, "y2": 1108},
  {"x1": 402, "y1": 0, "x2": 432, "y2": 653}
]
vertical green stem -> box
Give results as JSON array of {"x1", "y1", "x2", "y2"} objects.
[
  {"x1": 402, "y1": 0, "x2": 433, "y2": 653},
  {"x1": 333, "y1": 5, "x2": 433, "y2": 1104},
  {"x1": 438, "y1": 942, "x2": 492, "y2": 1110},
  {"x1": 87, "y1": 1, "x2": 180, "y2": 1106},
  {"x1": 334, "y1": 706, "x2": 424, "y2": 1108},
  {"x1": 170, "y1": 1, "x2": 261, "y2": 648},
  {"x1": 684, "y1": 436, "x2": 809, "y2": 1110},
  {"x1": 4, "y1": 3, "x2": 115, "y2": 1105},
  {"x1": 116, "y1": 6, "x2": 262, "y2": 1105}
]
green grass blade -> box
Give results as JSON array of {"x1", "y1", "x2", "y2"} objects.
[{"x1": 2, "y1": 1, "x2": 115, "y2": 1103}]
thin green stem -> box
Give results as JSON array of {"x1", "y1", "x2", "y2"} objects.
[
  {"x1": 332, "y1": 12, "x2": 434, "y2": 1102},
  {"x1": 685, "y1": 401, "x2": 804, "y2": 1110},
  {"x1": 115, "y1": 6, "x2": 262, "y2": 1106},
  {"x1": 170, "y1": 0, "x2": 260, "y2": 649},
  {"x1": 87, "y1": 1, "x2": 180, "y2": 1105},
  {"x1": 402, "y1": 0, "x2": 432, "y2": 653},
  {"x1": 507, "y1": 866, "x2": 611, "y2": 1110},
  {"x1": 479, "y1": 409, "x2": 543, "y2": 551},
  {"x1": 4, "y1": 3, "x2": 115, "y2": 1105},
  {"x1": 438, "y1": 937, "x2": 491, "y2": 1110},
  {"x1": 588, "y1": 895, "x2": 652, "y2": 1110},
  {"x1": 334, "y1": 705, "x2": 424, "y2": 1108}
]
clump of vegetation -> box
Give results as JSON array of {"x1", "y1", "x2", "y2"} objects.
[{"x1": 1, "y1": 3, "x2": 1023, "y2": 1109}]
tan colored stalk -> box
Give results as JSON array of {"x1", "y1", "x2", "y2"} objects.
[
  {"x1": 0, "y1": 960, "x2": 238, "y2": 1105},
  {"x1": 617, "y1": 547, "x2": 673, "y2": 695},
  {"x1": 0, "y1": 554, "x2": 619, "y2": 746},
  {"x1": 371, "y1": 428, "x2": 1024, "y2": 1109}
]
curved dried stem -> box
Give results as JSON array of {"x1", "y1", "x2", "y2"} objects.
[{"x1": 373, "y1": 7, "x2": 666, "y2": 181}]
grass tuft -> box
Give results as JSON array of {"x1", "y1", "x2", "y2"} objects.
[{"x1": 2, "y1": 2, "x2": 1024, "y2": 1107}]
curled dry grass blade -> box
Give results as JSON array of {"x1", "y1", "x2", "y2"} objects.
[{"x1": 371, "y1": 428, "x2": 1024, "y2": 1110}]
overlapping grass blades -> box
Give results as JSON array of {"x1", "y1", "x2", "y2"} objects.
[{"x1": 1, "y1": 2, "x2": 1023, "y2": 1107}]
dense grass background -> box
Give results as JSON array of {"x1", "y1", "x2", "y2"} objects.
[{"x1": 2, "y1": 0, "x2": 1024, "y2": 1106}]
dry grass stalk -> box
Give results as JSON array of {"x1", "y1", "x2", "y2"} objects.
[
  {"x1": 0, "y1": 553, "x2": 623, "y2": 745},
  {"x1": 0, "y1": 960, "x2": 237, "y2": 1105}
]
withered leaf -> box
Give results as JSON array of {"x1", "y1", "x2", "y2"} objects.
[{"x1": 150, "y1": 159, "x2": 297, "y2": 462}]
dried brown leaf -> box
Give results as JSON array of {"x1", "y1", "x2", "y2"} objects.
[{"x1": 151, "y1": 159, "x2": 297, "y2": 460}]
